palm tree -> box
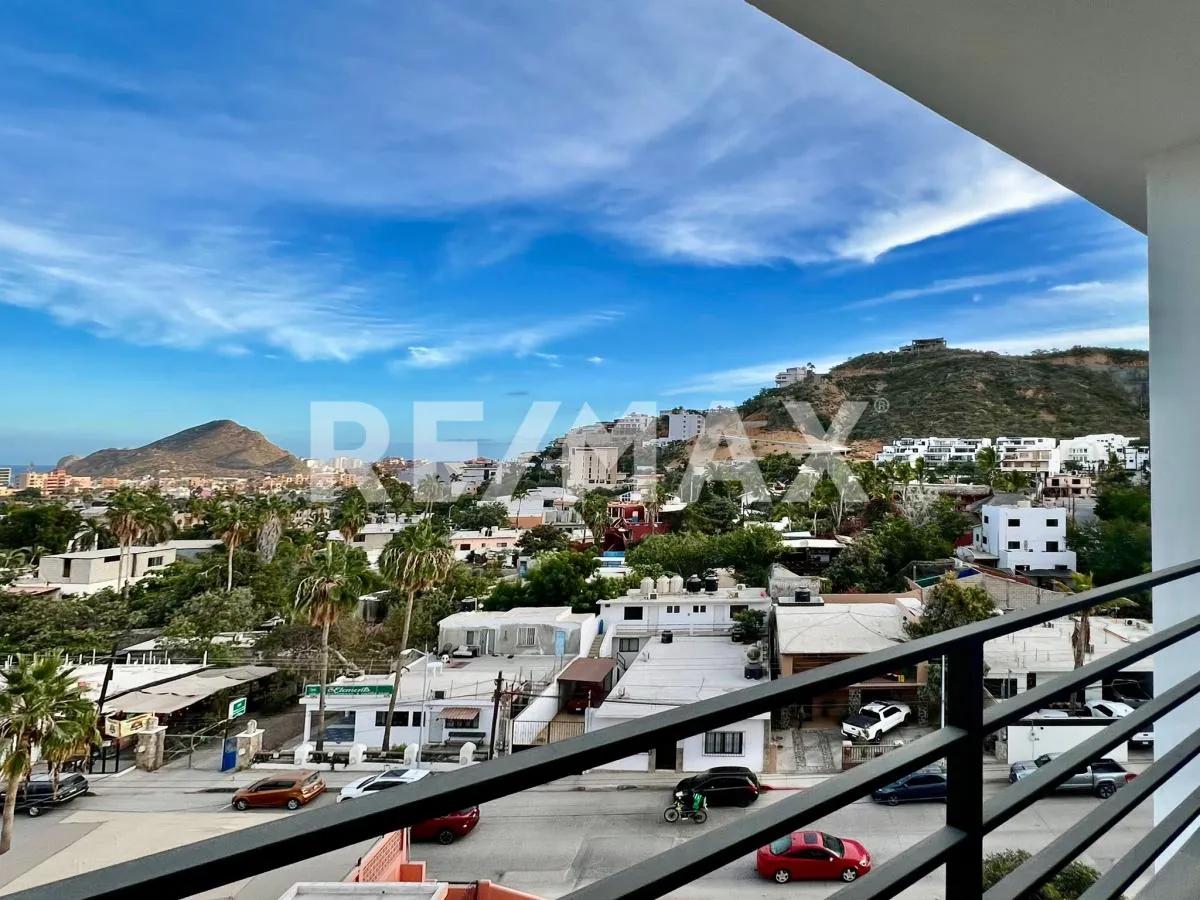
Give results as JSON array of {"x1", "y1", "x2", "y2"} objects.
[
  {"x1": 511, "y1": 482, "x2": 532, "y2": 526},
  {"x1": 333, "y1": 487, "x2": 369, "y2": 545},
  {"x1": 416, "y1": 473, "x2": 445, "y2": 514},
  {"x1": 106, "y1": 488, "x2": 174, "y2": 593},
  {"x1": 377, "y1": 521, "x2": 453, "y2": 751},
  {"x1": 255, "y1": 496, "x2": 291, "y2": 563},
  {"x1": 211, "y1": 499, "x2": 259, "y2": 592},
  {"x1": 645, "y1": 483, "x2": 669, "y2": 527},
  {"x1": 71, "y1": 519, "x2": 113, "y2": 552},
  {"x1": 0, "y1": 656, "x2": 98, "y2": 854},
  {"x1": 579, "y1": 491, "x2": 611, "y2": 547},
  {"x1": 294, "y1": 543, "x2": 371, "y2": 752}
]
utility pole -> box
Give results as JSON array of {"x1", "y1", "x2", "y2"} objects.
[{"x1": 488, "y1": 672, "x2": 503, "y2": 760}]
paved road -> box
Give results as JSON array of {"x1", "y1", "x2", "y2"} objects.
[{"x1": 1, "y1": 770, "x2": 1155, "y2": 899}]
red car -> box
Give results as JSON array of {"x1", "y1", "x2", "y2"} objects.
[
  {"x1": 756, "y1": 830, "x2": 872, "y2": 884},
  {"x1": 411, "y1": 806, "x2": 480, "y2": 844}
]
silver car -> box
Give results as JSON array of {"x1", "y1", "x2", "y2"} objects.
[{"x1": 1008, "y1": 753, "x2": 1133, "y2": 798}]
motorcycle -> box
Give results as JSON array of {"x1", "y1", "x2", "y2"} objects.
[{"x1": 664, "y1": 790, "x2": 708, "y2": 824}]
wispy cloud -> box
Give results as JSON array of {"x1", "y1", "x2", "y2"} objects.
[
  {"x1": 391, "y1": 312, "x2": 621, "y2": 371},
  {"x1": 847, "y1": 265, "x2": 1057, "y2": 309},
  {"x1": 664, "y1": 353, "x2": 848, "y2": 397},
  {"x1": 586, "y1": 355, "x2": 605, "y2": 365}
]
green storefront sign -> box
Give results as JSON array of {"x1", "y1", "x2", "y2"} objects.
[{"x1": 303, "y1": 684, "x2": 394, "y2": 698}]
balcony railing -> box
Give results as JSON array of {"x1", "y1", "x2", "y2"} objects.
[{"x1": 13, "y1": 560, "x2": 1200, "y2": 900}]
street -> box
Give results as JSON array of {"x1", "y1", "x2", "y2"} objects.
[{"x1": 0, "y1": 766, "x2": 1157, "y2": 899}]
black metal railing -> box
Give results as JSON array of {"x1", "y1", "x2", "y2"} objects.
[{"x1": 13, "y1": 559, "x2": 1200, "y2": 900}]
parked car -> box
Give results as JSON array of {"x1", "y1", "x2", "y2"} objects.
[
  {"x1": 1082, "y1": 700, "x2": 1136, "y2": 719},
  {"x1": 1008, "y1": 753, "x2": 1135, "y2": 798},
  {"x1": 1109, "y1": 678, "x2": 1151, "y2": 708},
  {"x1": 755, "y1": 830, "x2": 872, "y2": 884},
  {"x1": 0, "y1": 773, "x2": 89, "y2": 817},
  {"x1": 870, "y1": 767, "x2": 947, "y2": 805},
  {"x1": 841, "y1": 701, "x2": 910, "y2": 742},
  {"x1": 338, "y1": 767, "x2": 430, "y2": 802},
  {"x1": 673, "y1": 766, "x2": 760, "y2": 808},
  {"x1": 232, "y1": 771, "x2": 325, "y2": 810},
  {"x1": 1131, "y1": 725, "x2": 1154, "y2": 748},
  {"x1": 411, "y1": 806, "x2": 481, "y2": 844}
]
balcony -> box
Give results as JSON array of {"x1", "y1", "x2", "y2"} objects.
[{"x1": 11, "y1": 561, "x2": 1200, "y2": 899}]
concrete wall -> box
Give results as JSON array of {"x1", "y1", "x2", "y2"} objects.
[
  {"x1": 1006, "y1": 722, "x2": 1128, "y2": 763},
  {"x1": 511, "y1": 681, "x2": 563, "y2": 746}
]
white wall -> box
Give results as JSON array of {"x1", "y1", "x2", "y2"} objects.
[
  {"x1": 680, "y1": 718, "x2": 768, "y2": 773},
  {"x1": 1006, "y1": 723, "x2": 1128, "y2": 764},
  {"x1": 586, "y1": 710, "x2": 650, "y2": 771},
  {"x1": 511, "y1": 681, "x2": 563, "y2": 746}
]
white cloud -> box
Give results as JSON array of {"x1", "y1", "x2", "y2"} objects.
[
  {"x1": 586, "y1": 356, "x2": 605, "y2": 365},
  {"x1": 848, "y1": 265, "x2": 1057, "y2": 309}
]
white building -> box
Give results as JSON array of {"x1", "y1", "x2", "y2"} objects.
[
  {"x1": 566, "y1": 444, "x2": 620, "y2": 489},
  {"x1": 774, "y1": 366, "x2": 810, "y2": 387},
  {"x1": 667, "y1": 412, "x2": 706, "y2": 442},
  {"x1": 1057, "y1": 434, "x2": 1136, "y2": 470},
  {"x1": 875, "y1": 436, "x2": 992, "y2": 465},
  {"x1": 1120, "y1": 444, "x2": 1150, "y2": 471},
  {"x1": 963, "y1": 504, "x2": 1076, "y2": 575},
  {"x1": 24, "y1": 545, "x2": 177, "y2": 596},
  {"x1": 299, "y1": 609, "x2": 595, "y2": 751},
  {"x1": 0, "y1": 467, "x2": 11, "y2": 488},
  {"x1": 327, "y1": 520, "x2": 419, "y2": 563},
  {"x1": 598, "y1": 580, "x2": 771, "y2": 670},
  {"x1": 587, "y1": 635, "x2": 770, "y2": 773},
  {"x1": 435, "y1": 607, "x2": 592, "y2": 658},
  {"x1": 611, "y1": 413, "x2": 657, "y2": 436}
]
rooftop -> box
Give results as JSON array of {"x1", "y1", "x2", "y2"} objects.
[
  {"x1": 43, "y1": 544, "x2": 169, "y2": 560},
  {"x1": 603, "y1": 587, "x2": 768, "y2": 606},
  {"x1": 437, "y1": 607, "x2": 592, "y2": 628},
  {"x1": 775, "y1": 600, "x2": 921, "y2": 655},
  {"x1": 593, "y1": 635, "x2": 771, "y2": 719},
  {"x1": 983, "y1": 616, "x2": 1154, "y2": 674}
]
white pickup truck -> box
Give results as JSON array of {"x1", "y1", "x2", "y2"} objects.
[{"x1": 841, "y1": 701, "x2": 911, "y2": 742}]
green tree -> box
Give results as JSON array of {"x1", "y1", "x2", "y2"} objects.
[
  {"x1": 211, "y1": 499, "x2": 259, "y2": 593},
  {"x1": 451, "y1": 501, "x2": 510, "y2": 531},
  {"x1": 517, "y1": 524, "x2": 569, "y2": 555},
  {"x1": 70, "y1": 518, "x2": 114, "y2": 553},
  {"x1": 378, "y1": 521, "x2": 454, "y2": 751},
  {"x1": 627, "y1": 532, "x2": 721, "y2": 580},
  {"x1": 0, "y1": 505, "x2": 83, "y2": 555},
  {"x1": 982, "y1": 849, "x2": 1101, "y2": 898},
  {"x1": 0, "y1": 656, "x2": 98, "y2": 854},
  {"x1": 974, "y1": 446, "x2": 999, "y2": 487},
  {"x1": 106, "y1": 489, "x2": 174, "y2": 593},
  {"x1": 255, "y1": 496, "x2": 292, "y2": 563},
  {"x1": 905, "y1": 574, "x2": 995, "y2": 638},
  {"x1": 511, "y1": 482, "x2": 532, "y2": 524},
  {"x1": 1095, "y1": 484, "x2": 1150, "y2": 524},
  {"x1": 718, "y1": 525, "x2": 783, "y2": 586},
  {"x1": 333, "y1": 487, "x2": 369, "y2": 545},
  {"x1": 579, "y1": 491, "x2": 611, "y2": 546},
  {"x1": 294, "y1": 543, "x2": 371, "y2": 751},
  {"x1": 162, "y1": 587, "x2": 258, "y2": 659},
  {"x1": 0, "y1": 588, "x2": 133, "y2": 654}
]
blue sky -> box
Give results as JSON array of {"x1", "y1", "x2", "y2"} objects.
[{"x1": 0, "y1": 1, "x2": 1149, "y2": 463}]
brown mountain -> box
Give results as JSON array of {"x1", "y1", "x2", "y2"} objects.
[
  {"x1": 66, "y1": 420, "x2": 305, "y2": 478},
  {"x1": 739, "y1": 346, "x2": 1149, "y2": 446}
]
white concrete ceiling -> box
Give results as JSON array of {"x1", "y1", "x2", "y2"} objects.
[{"x1": 748, "y1": 0, "x2": 1200, "y2": 233}]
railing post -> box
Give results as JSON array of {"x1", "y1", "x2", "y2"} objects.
[{"x1": 945, "y1": 643, "x2": 985, "y2": 895}]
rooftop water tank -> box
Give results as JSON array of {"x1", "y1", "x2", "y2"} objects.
[
  {"x1": 640, "y1": 577, "x2": 654, "y2": 598},
  {"x1": 669, "y1": 575, "x2": 685, "y2": 594},
  {"x1": 703, "y1": 570, "x2": 720, "y2": 593},
  {"x1": 655, "y1": 575, "x2": 671, "y2": 595},
  {"x1": 685, "y1": 574, "x2": 703, "y2": 593}
]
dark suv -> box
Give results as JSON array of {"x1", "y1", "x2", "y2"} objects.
[
  {"x1": 1, "y1": 773, "x2": 89, "y2": 817},
  {"x1": 674, "y1": 766, "x2": 760, "y2": 807}
]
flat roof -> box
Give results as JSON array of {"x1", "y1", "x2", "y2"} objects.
[
  {"x1": 603, "y1": 587, "x2": 768, "y2": 605},
  {"x1": 593, "y1": 635, "x2": 771, "y2": 720},
  {"x1": 438, "y1": 607, "x2": 591, "y2": 628},
  {"x1": 984, "y1": 616, "x2": 1153, "y2": 674},
  {"x1": 103, "y1": 665, "x2": 277, "y2": 715},
  {"x1": 45, "y1": 545, "x2": 171, "y2": 560},
  {"x1": 775, "y1": 602, "x2": 914, "y2": 655}
]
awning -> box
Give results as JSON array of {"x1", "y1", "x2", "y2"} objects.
[
  {"x1": 436, "y1": 707, "x2": 481, "y2": 721},
  {"x1": 559, "y1": 657, "x2": 617, "y2": 684},
  {"x1": 102, "y1": 665, "x2": 277, "y2": 716}
]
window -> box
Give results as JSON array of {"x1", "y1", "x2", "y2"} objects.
[
  {"x1": 375, "y1": 711, "x2": 409, "y2": 727},
  {"x1": 1007, "y1": 540, "x2": 1020, "y2": 550},
  {"x1": 730, "y1": 604, "x2": 748, "y2": 616},
  {"x1": 104, "y1": 555, "x2": 120, "y2": 563},
  {"x1": 983, "y1": 515, "x2": 989, "y2": 524},
  {"x1": 617, "y1": 638, "x2": 639, "y2": 653},
  {"x1": 692, "y1": 604, "x2": 707, "y2": 613},
  {"x1": 517, "y1": 627, "x2": 536, "y2": 647},
  {"x1": 353, "y1": 533, "x2": 366, "y2": 543},
  {"x1": 665, "y1": 604, "x2": 680, "y2": 613},
  {"x1": 459, "y1": 543, "x2": 470, "y2": 551},
  {"x1": 1046, "y1": 540, "x2": 1060, "y2": 552},
  {"x1": 703, "y1": 731, "x2": 744, "y2": 756},
  {"x1": 320, "y1": 710, "x2": 355, "y2": 744},
  {"x1": 1008, "y1": 518, "x2": 1021, "y2": 526},
  {"x1": 411, "y1": 711, "x2": 422, "y2": 727},
  {"x1": 465, "y1": 630, "x2": 476, "y2": 645},
  {"x1": 623, "y1": 606, "x2": 643, "y2": 621},
  {"x1": 1046, "y1": 519, "x2": 1059, "y2": 528},
  {"x1": 146, "y1": 556, "x2": 164, "y2": 567},
  {"x1": 62, "y1": 559, "x2": 72, "y2": 578}
]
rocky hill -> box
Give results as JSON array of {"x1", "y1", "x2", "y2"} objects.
[
  {"x1": 739, "y1": 346, "x2": 1148, "y2": 445},
  {"x1": 66, "y1": 420, "x2": 305, "y2": 478}
]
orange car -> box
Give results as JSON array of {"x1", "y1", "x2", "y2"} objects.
[{"x1": 232, "y1": 771, "x2": 325, "y2": 811}]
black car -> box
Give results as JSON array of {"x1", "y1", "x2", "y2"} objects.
[
  {"x1": 870, "y1": 768, "x2": 947, "y2": 806},
  {"x1": 0, "y1": 773, "x2": 89, "y2": 817},
  {"x1": 674, "y1": 766, "x2": 761, "y2": 807}
]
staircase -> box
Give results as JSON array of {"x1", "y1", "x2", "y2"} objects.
[{"x1": 587, "y1": 634, "x2": 604, "y2": 658}]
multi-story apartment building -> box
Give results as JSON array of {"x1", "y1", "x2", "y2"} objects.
[
  {"x1": 0, "y1": 467, "x2": 11, "y2": 488},
  {"x1": 1057, "y1": 433, "x2": 1137, "y2": 470},
  {"x1": 666, "y1": 412, "x2": 705, "y2": 442},
  {"x1": 875, "y1": 436, "x2": 992, "y2": 465},
  {"x1": 566, "y1": 445, "x2": 620, "y2": 489},
  {"x1": 611, "y1": 413, "x2": 657, "y2": 436},
  {"x1": 774, "y1": 366, "x2": 810, "y2": 387},
  {"x1": 1121, "y1": 444, "x2": 1150, "y2": 471}
]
